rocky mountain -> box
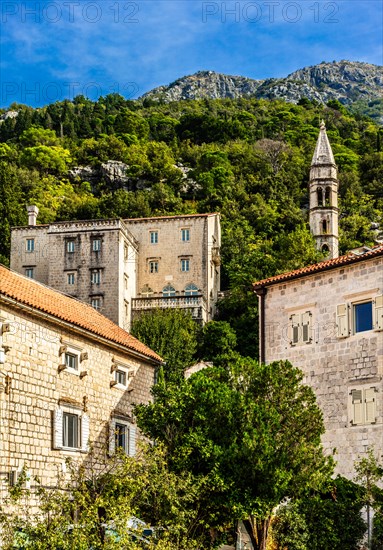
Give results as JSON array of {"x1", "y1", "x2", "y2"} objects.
[{"x1": 141, "y1": 61, "x2": 383, "y2": 121}]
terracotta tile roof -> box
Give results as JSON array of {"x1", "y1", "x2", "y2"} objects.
[
  {"x1": 253, "y1": 245, "x2": 383, "y2": 289},
  {"x1": 0, "y1": 265, "x2": 162, "y2": 363}
]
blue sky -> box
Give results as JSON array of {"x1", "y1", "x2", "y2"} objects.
[{"x1": 1, "y1": 0, "x2": 382, "y2": 107}]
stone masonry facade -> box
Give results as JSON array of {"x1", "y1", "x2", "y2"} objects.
[
  {"x1": 10, "y1": 213, "x2": 221, "y2": 328},
  {"x1": 0, "y1": 269, "x2": 160, "y2": 508},
  {"x1": 255, "y1": 252, "x2": 383, "y2": 478}
]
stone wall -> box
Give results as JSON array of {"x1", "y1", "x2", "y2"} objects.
[
  {"x1": 0, "y1": 301, "x2": 155, "y2": 505},
  {"x1": 262, "y1": 256, "x2": 383, "y2": 478}
]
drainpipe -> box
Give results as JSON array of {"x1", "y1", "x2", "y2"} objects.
[{"x1": 255, "y1": 287, "x2": 267, "y2": 364}]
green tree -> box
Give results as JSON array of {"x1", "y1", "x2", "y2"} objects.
[
  {"x1": 199, "y1": 320, "x2": 237, "y2": 360},
  {"x1": 0, "y1": 162, "x2": 27, "y2": 265},
  {"x1": 131, "y1": 309, "x2": 200, "y2": 381},
  {"x1": 135, "y1": 357, "x2": 333, "y2": 550}
]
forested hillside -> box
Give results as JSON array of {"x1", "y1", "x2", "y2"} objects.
[{"x1": 0, "y1": 95, "x2": 382, "y2": 355}]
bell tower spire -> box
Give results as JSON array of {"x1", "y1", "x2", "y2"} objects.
[{"x1": 309, "y1": 121, "x2": 339, "y2": 259}]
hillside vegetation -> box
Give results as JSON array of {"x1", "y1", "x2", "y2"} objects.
[{"x1": 0, "y1": 94, "x2": 382, "y2": 355}]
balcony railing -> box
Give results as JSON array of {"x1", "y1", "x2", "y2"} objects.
[{"x1": 132, "y1": 294, "x2": 208, "y2": 322}]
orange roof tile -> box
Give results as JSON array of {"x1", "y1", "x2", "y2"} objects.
[
  {"x1": 0, "y1": 265, "x2": 162, "y2": 364},
  {"x1": 253, "y1": 245, "x2": 383, "y2": 289}
]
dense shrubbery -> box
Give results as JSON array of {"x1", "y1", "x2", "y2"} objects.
[{"x1": 1, "y1": 95, "x2": 381, "y2": 355}]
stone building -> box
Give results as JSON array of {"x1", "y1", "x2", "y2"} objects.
[
  {"x1": 10, "y1": 212, "x2": 221, "y2": 328},
  {"x1": 0, "y1": 265, "x2": 162, "y2": 502},
  {"x1": 254, "y1": 246, "x2": 383, "y2": 478},
  {"x1": 253, "y1": 122, "x2": 382, "y2": 477}
]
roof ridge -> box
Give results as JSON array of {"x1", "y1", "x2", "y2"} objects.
[
  {"x1": 0, "y1": 265, "x2": 162, "y2": 363},
  {"x1": 253, "y1": 244, "x2": 383, "y2": 288}
]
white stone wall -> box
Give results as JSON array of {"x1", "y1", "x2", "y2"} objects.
[
  {"x1": 0, "y1": 302, "x2": 155, "y2": 506},
  {"x1": 262, "y1": 256, "x2": 383, "y2": 478}
]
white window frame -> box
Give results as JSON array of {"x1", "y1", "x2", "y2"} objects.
[
  {"x1": 63, "y1": 347, "x2": 80, "y2": 375},
  {"x1": 149, "y1": 260, "x2": 159, "y2": 274},
  {"x1": 181, "y1": 259, "x2": 190, "y2": 272},
  {"x1": 150, "y1": 231, "x2": 158, "y2": 244},
  {"x1": 53, "y1": 405, "x2": 89, "y2": 452},
  {"x1": 67, "y1": 272, "x2": 75, "y2": 285},
  {"x1": 26, "y1": 238, "x2": 35, "y2": 252},
  {"x1": 181, "y1": 228, "x2": 190, "y2": 242},
  {"x1": 350, "y1": 387, "x2": 377, "y2": 426},
  {"x1": 92, "y1": 238, "x2": 101, "y2": 252},
  {"x1": 91, "y1": 269, "x2": 101, "y2": 285},
  {"x1": 337, "y1": 295, "x2": 383, "y2": 337},
  {"x1": 112, "y1": 363, "x2": 136, "y2": 390},
  {"x1": 109, "y1": 418, "x2": 136, "y2": 456},
  {"x1": 67, "y1": 240, "x2": 75, "y2": 253},
  {"x1": 289, "y1": 311, "x2": 312, "y2": 346},
  {"x1": 91, "y1": 297, "x2": 102, "y2": 311},
  {"x1": 25, "y1": 268, "x2": 34, "y2": 279}
]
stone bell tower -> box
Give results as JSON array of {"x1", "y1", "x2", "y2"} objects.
[{"x1": 309, "y1": 120, "x2": 339, "y2": 259}]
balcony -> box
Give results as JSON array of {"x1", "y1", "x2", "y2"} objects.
[{"x1": 132, "y1": 294, "x2": 208, "y2": 323}]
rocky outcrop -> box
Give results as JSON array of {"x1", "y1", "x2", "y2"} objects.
[{"x1": 141, "y1": 61, "x2": 383, "y2": 121}]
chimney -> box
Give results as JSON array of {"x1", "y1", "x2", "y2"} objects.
[{"x1": 27, "y1": 205, "x2": 39, "y2": 226}]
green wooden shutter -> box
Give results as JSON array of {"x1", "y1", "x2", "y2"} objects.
[
  {"x1": 351, "y1": 389, "x2": 363, "y2": 425},
  {"x1": 374, "y1": 295, "x2": 383, "y2": 330},
  {"x1": 337, "y1": 304, "x2": 349, "y2": 337}
]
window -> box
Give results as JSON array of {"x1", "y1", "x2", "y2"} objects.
[
  {"x1": 25, "y1": 268, "x2": 34, "y2": 279},
  {"x1": 162, "y1": 285, "x2": 176, "y2": 297},
  {"x1": 350, "y1": 387, "x2": 376, "y2": 425},
  {"x1": 91, "y1": 297, "x2": 101, "y2": 310},
  {"x1": 185, "y1": 283, "x2": 199, "y2": 304},
  {"x1": 150, "y1": 231, "x2": 158, "y2": 244},
  {"x1": 141, "y1": 284, "x2": 153, "y2": 297},
  {"x1": 115, "y1": 369, "x2": 127, "y2": 386},
  {"x1": 92, "y1": 238, "x2": 101, "y2": 252},
  {"x1": 67, "y1": 241, "x2": 75, "y2": 253},
  {"x1": 26, "y1": 238, "x2": 35, "y2": 252},
  {"x1": 65, "y1": 352, "x2": 78, "y2": 371},
  {"x1": 289, "y1": 311, "x2": 312, "y2": 346},
  {"x1": 53, "y1": 406, "x2": 89, "y2": 452},
  {"x1": 317, "y1": 188, "x2": 323, "y2": 207},
  {"x1": 91, "y1": 270, "x2": 101, "y2": 285},
  {"x1": 337, "y1": 297, "x2": 382, "y2": 337},
  {"x1": 322, "y1": 219, "x2": 328, "y2": 234},
  {"x1": 109, "y1": 418, "x2": 136, "y2": 456},
  {"x1": 149, "y1": 261, "x2": 158, "y2": 274},
  {"x1": 354, "y1": 302, "x2": 373, "y2": 333},
  {"x1": 115, "y1": 423, "x2": 128, "y2": 452},
  {"x1": 181, "y1": 259, "x2": 190, "y2": 272},
  {"x1": 124, "y1": 275, "x2": 128, "y2": 290},
  {"x1": 181, "y1": 228, "x2": 190, "y2": 242},
  {"x1": 124, "y1": 245, "x2": 128, "y2": 261},
  {"x1": 63, "y1": 412, "x2": 80, "y2": 448},
  {"x1": 67, "y1": 273, "x2": 75, "y2": 285}
]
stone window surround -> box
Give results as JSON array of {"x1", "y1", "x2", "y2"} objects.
[
  {"x1": 337, "y1": 289, "x2": 383, "y2": 338},
  {"x1": 61, "y1": 343, "x2": 83, "y2": 376},
  {"x1": 53, "y1": 402, "x2": 89, "y2": 453},
  {"x1": 26, "y1": 238, "x2": 35, "y2": 252},
  {"x1": 111, "y1": 361, "x2": 137, "y2": 390},
  {"x1": 109, "y1": 416, "x2": 136, "y2": 456},
  {"x1": 149, "y1": 230, "x2": 159, "y2": 244}
]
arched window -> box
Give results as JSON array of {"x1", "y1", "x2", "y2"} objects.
[
  {"x1": 325, "y1": 187, "x2": 331, "y2": 206},
  {"x1": 321, "y1": 244, "x2": 330, "y2": 255},
  {"x1": 162, "y1": 285, "x2": 176, "y2": 297},
  {"x1": 317, "y1": 188, "x2": 323, "y2": 207},
  {"x1": 185, "y1": 283, "x2": 199, "y2": 304},
  {"x1": 141, "y1": 284, "x2": 153, "y2": 297},
  {"x1": 322, "y1": 219, "x2": 328, "y2": 234},
  {"x1": 185, "y1": 283, "x2": 199, "y2": 295}
]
